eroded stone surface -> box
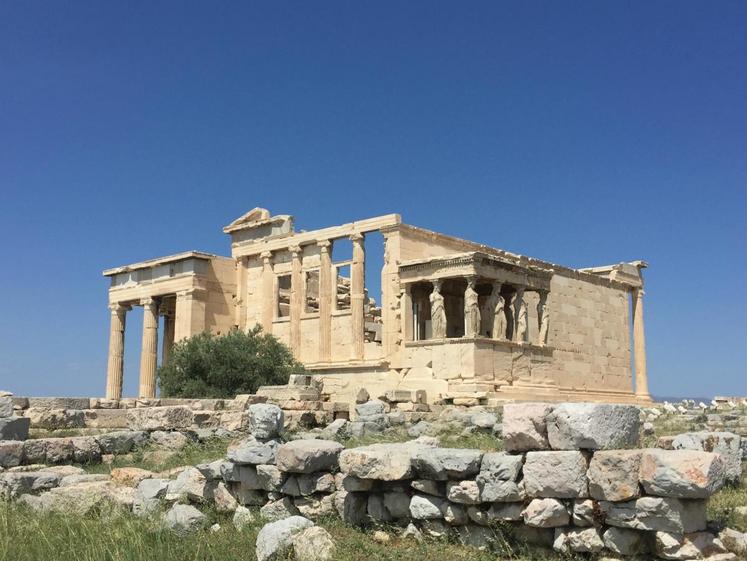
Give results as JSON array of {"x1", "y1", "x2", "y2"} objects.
[
  {"x1": 523, "y1": 451, "x2": 588, "y2": 498},
  {"x1": 546, "y1": 403, "x2": 640, "y2": 450},
  {"x1": 639, "y1": 448, "x2": 725, "y2": 498}
]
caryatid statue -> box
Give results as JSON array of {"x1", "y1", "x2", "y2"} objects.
[
  {"x1": 537, "y1": 291, "x2": 550, "y2": 346},
  {"x1": 464, "y1": 278, "x2": 481, "y2": 338},
  {"x1": 429, "y1": 280, "x2": 447, "y2": 339},
  {"x1": 490, "y1": 284, "x2": 507, "y2": 340},
  {"x1": 515, "y1": 296, "x2": 529, "y2": 342}
]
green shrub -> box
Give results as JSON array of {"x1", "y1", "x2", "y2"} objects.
[{"x1": 157, "y1": 326, "x2": 304, "y2": 398}]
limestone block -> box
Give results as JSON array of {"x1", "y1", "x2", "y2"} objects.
[
  {"x1": 0, "y1": 471, "x2": 62, "y2": 499},
  {"x1": 383, "y1": 491, "x2": 410, "y2": 519},
  {"x1": 256, "y1": 465, "x2": 285, "y2": 492},
  {"x1": 335, "y1": 490, "x2": 367, "y2": 525},
  {"x1": 294, "y1": 494, "x2": 336, "y2": 518},
  {"x1": 553, "y1": 527, "x2": 604, "y2": 553},
  {"x1": 719, "y1": 528, "x2": 747, "y2": 557},
  {"x1": 411, "y1": 479, "x2": 442, "y2": 496},
  {"x1": 572, "y1": 499, "x2": 595, "y2": 526},
  {"x1": 599, "y1": 497, "x2": 707, "y2": 533},
  {"x1": 355, "y1": 399, "x2": 388, "y2": 419},
  {"x1": 446, "y1": 480, "x2": 481, "y2": 504},
  {"x1": 487, "y1": 502, "x2": 524, "y2": 521},
  {"x1": 477, "y1": 479, "x2": 524, "y2": 502},
  {"x1": 227, "y1": 437, "x2": 279, "y2": 465},
  {"x1": 479, "y1": 452, "x2": 523, "y2": 481},
  {"x1": 70, "y1": 436, "x2": 101, "y2": 464},
  {"x1": 0, "y1": 396, "x2": 13, "y2": 417},
  {"x1": 27, "y1": 397, "x2": 90, "y2": 409},
  {"x1": 587, "y1": 450, "x2": 641, "y2": 501},
  {"x1": 260, "y1": 497, "x2": 300, "y2": 521},
  {"x1": 602, "y1": 527, "x2": 650, "y2": 556},
  {"x1": 367, "y1": 494, "x2": 390, "y2": 521},
  {"x1": 44, "y1": 438, "x2": 74, "y2": 464},
  {"x1": 411, "y1": 448, "x2": 483, "y2": 480},
  {"x1": 443, "y1": 502, "x2": 468, "y2": 525},
  {"x1": 639, "y1": 449, "x2": 725, "y2": 498},
  {"x1": 335, "y1": 473, "x2": 374, "y2": 492},
  {"x1": 502, "y1": 403, "x2": 553, "y2": 452},
  {"x1": 255, "y1": 516, "x2": 314, "y2": 561},
  {"x1": 59, "y1": 474, "x2": 109, "y2": 487},
  {"x1": 95, "y1": 430, "x2": 148, "y2": 454},
  {"x1": 233, "y1": 505, "x2": 255, "y2": 529},
  {"x1": 292, "y1": 526, "x2": 335, "y2": 561},
  {"x1": 248, "y1": 403, "x2": 284, "y2": 440},
  {"x1": 546, "y1": 403, "x2": 640, "y2": 450},
  {"x1": 409, "y1": 494, "x2": 446, "y2": 520},
  {"x1": 164, "y1": 504, "x2": 206, "y2": 535},
  {"x1": 670, "y1": 431, "x2": 743, "y2": 483},
  {"x1": 522, "y1": 498, "x2": 570, "y2": 528},
  {"x1": 0, "y1": 417, "x2": 30, "y2": 440},
  {"x1": 112, "y1": 467, "x2": 157, "y2": 488},
  {"x1": 523, "y1": 451, "x2": 588, "y2": 498},
  {"x1": 339, "y1": 442, "x2": 434, "y2": 481},
  {"x1": 655, "y1": 531, "x2": 728, "y2": 560},
  {"x1": 83, "y1": 409, "x2": 128, "y2": 429},
  {"x1": 275, "y1": 440, "x2": 344, "y2": 474},
  {"x1": 126, "y1": 406, "x2": 193, "y2": 431},
  {"x1": 296, "y1": 473, "x2": 335, "y2": 496},
  {"x1": 25, "y1": 408, "x2": 85, "y2": 430},
  {"x1": 231, "y1": 483, "x2": 266, "y2": 506}
]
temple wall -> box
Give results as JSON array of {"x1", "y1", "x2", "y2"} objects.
[
  {"x1": 203, "y1": 257, "x2": 237, "y2": 335},
  {"x1": 548, "y1": 273, "x2": 631, "y2": 393}
]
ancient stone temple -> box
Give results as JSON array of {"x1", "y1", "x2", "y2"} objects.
[{"x1": 103, "y1": 208, "x2": 651, "y2": 404}]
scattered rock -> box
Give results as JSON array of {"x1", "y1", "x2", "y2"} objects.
[
  {"x1": 248, "y1": 404, "x2": 284, "y2": 440},
  {"x1": 233, "y1": 505, "x2": 255, "y2": 529},
  {"x1": 164, "y1": 503, "x2": 206, "y2": 534},
  {"x1": 639, "y1": 448, "x2": 725, "y2": 498},
  {"x1": 255, "y1": 515, "x2": 314, "y2": 561},
  {"x1": 292, "y1": 526, "x2": 335, "y2": 561}
]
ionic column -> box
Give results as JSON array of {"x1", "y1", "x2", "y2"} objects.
[
  {"x1": 105, "y1": 303, "x2": 129, "y2": 400},
  {"x1": 289, "y1": 245, "x2": 303, "y2": 357},
  {"x1": 235, "y1": 257, "x2": 247, "y2": 329},
  {"x1": 632, "y1": 288, "x2": 651, "y2": 399},
  {"x1": 138, "y1": 297, "x2": 159, "y2": 398},
  {"x1": 318, "y1": 240, "x2": 332, "y2": 362},
  {"x1": 350, "y1": 233, "x2": 365, "y2": 360},
  {"x1": 162, "y1": 312, "x2": 175, "y2": 364},
  {"x1": 261, "y1": 251, "x2": 274, "y2": 332},
  {"x1": 402, "y1": 285, "x2": 413, "y2": 341}
]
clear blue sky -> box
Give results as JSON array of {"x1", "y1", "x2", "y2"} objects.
[{"x1": 1, "y1": 2, "x2": 745, "y2": 399}]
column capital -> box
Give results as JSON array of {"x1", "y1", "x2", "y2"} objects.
[
  {"x1": 260, "y1": 250, "x2": 273, "y2": 262},
  {"x1": 289, "y1": 244, "x2": 302, "y2": 257},
  {"x1": 465, "y1": 276, "x2": 477, "y2": 288},
  {"x1": 317, "y1": 239, "x2": 331, "y2": 253},
  {"x1": 635, "y1": 288, "x2": 646, "y2": 299},
  {"x1": 349, "y1": 232, "x2": 365, "y2": 243},
  {"x1": 109, "y1": 302, "x2": 131, "y2": 314},
  {"x1": 140, "y1": 297, "x2": 158, "y2": 308}
]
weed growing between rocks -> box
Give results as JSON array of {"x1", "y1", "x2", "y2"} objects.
[{"x1": 708, "y1": 465, "x2": 747, "y2": 532}]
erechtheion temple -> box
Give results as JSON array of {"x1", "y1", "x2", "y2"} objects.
[{"x1": 103, "y1": 208, "x2": 651, "y2": 405}]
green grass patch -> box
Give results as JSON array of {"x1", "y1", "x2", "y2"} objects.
[{"x1": 708, "y1": 462, "x2": 747, "y2": 532}]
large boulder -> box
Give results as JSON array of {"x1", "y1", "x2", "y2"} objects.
[
  {"x1": 546, "y1": 403, "x2": 640, "y2": 450},
  {"x1": 553, "y1": 527, "x2": 604, "y2": 553},
  {"x1": 164, "y1": 504, "x2": 206, "y2": 534},
  {"x1": 0, "y1": 440, "x2": 24, "y2": 468},
  {"x1": 248, "y1": 404, "x2": 284, "y2": 440},
  {"x1": 587, "y1": 449, "x2": 642, "y2": 501},
  {"x1": 603, "y1": 527, "x2": 651, "y2": 556},
  {"x1": 0, "y1": 471, "x2": 62, "y2": 499},
  {"x1": 0, "y1": 417, "x2": 30, "y2": 441},
  {"x1": 600, "y1": 496, "x2": 707, "y2": 533},
  {"x1": 126, "y1": 406, "x2": 192, "y2": 431},
  {"x1": 292, "y1": 526, "x2": 335, "y2": 561},
  {"x1": 639, "y1": 449, "x2": 725, "y2": 498},
  {"x1": 502, "y1": 403, "x2": 553, "y2": 452},
  {"x1": 255, "y1": 516, "x2": 314, "y2": 561},
  {"x1": 409, "y1": 494, "x2": 446, "y2": 520},
  {"x1": 411, "y1": 448, "x2": 483, "y2": 480},
  {"x1": 670, "y1": 431, "x2": 743, "y2": 483},
  {"x1": 25, "y1": 408, "x2": 85, "y2": 430},
  {"x1": 522, "y1": 498, "x2": 569, "y2": 528},
  {"x1": 522, "y1": 451, "x2": 588, "y2": 498},
  {"x1": 339, "y1": 442, "x2": 434, "y2": 481},
  {"x1": 275, "y1": 440, "x2": 344, "y2": 474}
]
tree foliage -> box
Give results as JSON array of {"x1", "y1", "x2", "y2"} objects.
[{"x1": 157, "y1": 326, "x2": 304, "y2": 398}]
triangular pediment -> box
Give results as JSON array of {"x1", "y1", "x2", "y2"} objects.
[{"x1": 223, "y1": 207, "x2": 271, "y2": 231}]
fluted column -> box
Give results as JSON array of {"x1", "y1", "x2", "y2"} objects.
[
  {"x1": 289, "y1": 245, "x2": 303, "y2": 357},
  {"x1": 318, "y1": 240, "x2": 332, "y2": 362},
  {"x1": 261, "y1": 251, "x2": 274, "y2": 332},
  {"x1": 138, "y1": 297, "x2": 159, "y2": 398},
  {"x1": 235, "y1": 257, "x2": 247, "y2": 329},
  {"x1": 105, "y1": 303, "x2": 129, "y2": 400},
  {"x1": 632, "y1": 288, "x2": 650, "y2": 399},
  {"x1": 350, "y1": 233, "x2": 365, "y2": 360}
]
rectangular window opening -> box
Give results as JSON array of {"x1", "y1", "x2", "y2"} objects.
[{"x1": 277, "y1": 274, "x2": 291, "y2": 318}]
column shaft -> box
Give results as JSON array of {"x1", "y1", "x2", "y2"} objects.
[
  {"x1": 350, "y1": 233, "x2": 365, "y2": 360},
  {"x1": 289, "y1": 246, "x2": 303, "y2": 357},
  {"x1": 162, "y1": 313, "x2": 175, "y2": 364},
  {"x1": 139, "y1": 298, "x2": 159, "y2": 398},
  {"x1": 632, "y1": 288, "x2": 650, "y2": 398},
  {"x1": 318, "y1": 240, "x2": 332, "y2": 362},
  {"x1": 105, "y1": 303, "x2": 128, "y2": 400},
  {"x1": 261, "y1": 251, "x2": 274, "y2": 332},
  {"x1": 235, "y1": 257, "x2": 247, "y2": 329}
]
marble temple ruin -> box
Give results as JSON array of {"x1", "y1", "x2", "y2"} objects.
[{"x1": 103, "y1": 208, "x2": 651, "y2": 405}]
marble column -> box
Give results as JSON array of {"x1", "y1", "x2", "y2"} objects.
[
  {"x1": 350, "y1": 233, "x2": 365, "y2": 360},
  {"x1": 318, "y1": 240, "x2": 332, "y2": 362},
  {"x1": 402, "y1": 285, "x2": 413, "y2": 341},
  {"x1": 139, "y1": 297, "x2": 159, "y2": 399},
  {"x1": 235, "y1": 257, "x2": 247, "y2": 329},
  {"x1": 261, "y1": 251, "x2": 274, "y2": 332},
  {"x1": 162, "y1": 312, "x2": 175, "y2": 364},
  {"x1": 105, "y1": 303, "x2": 129, "y2": 400},
  {"x1": 289, "y1": 245, "x2": 303, "y2": 357},
  {"x1": 632, "y1": 288, "x2": 650, "y2": 399}
]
